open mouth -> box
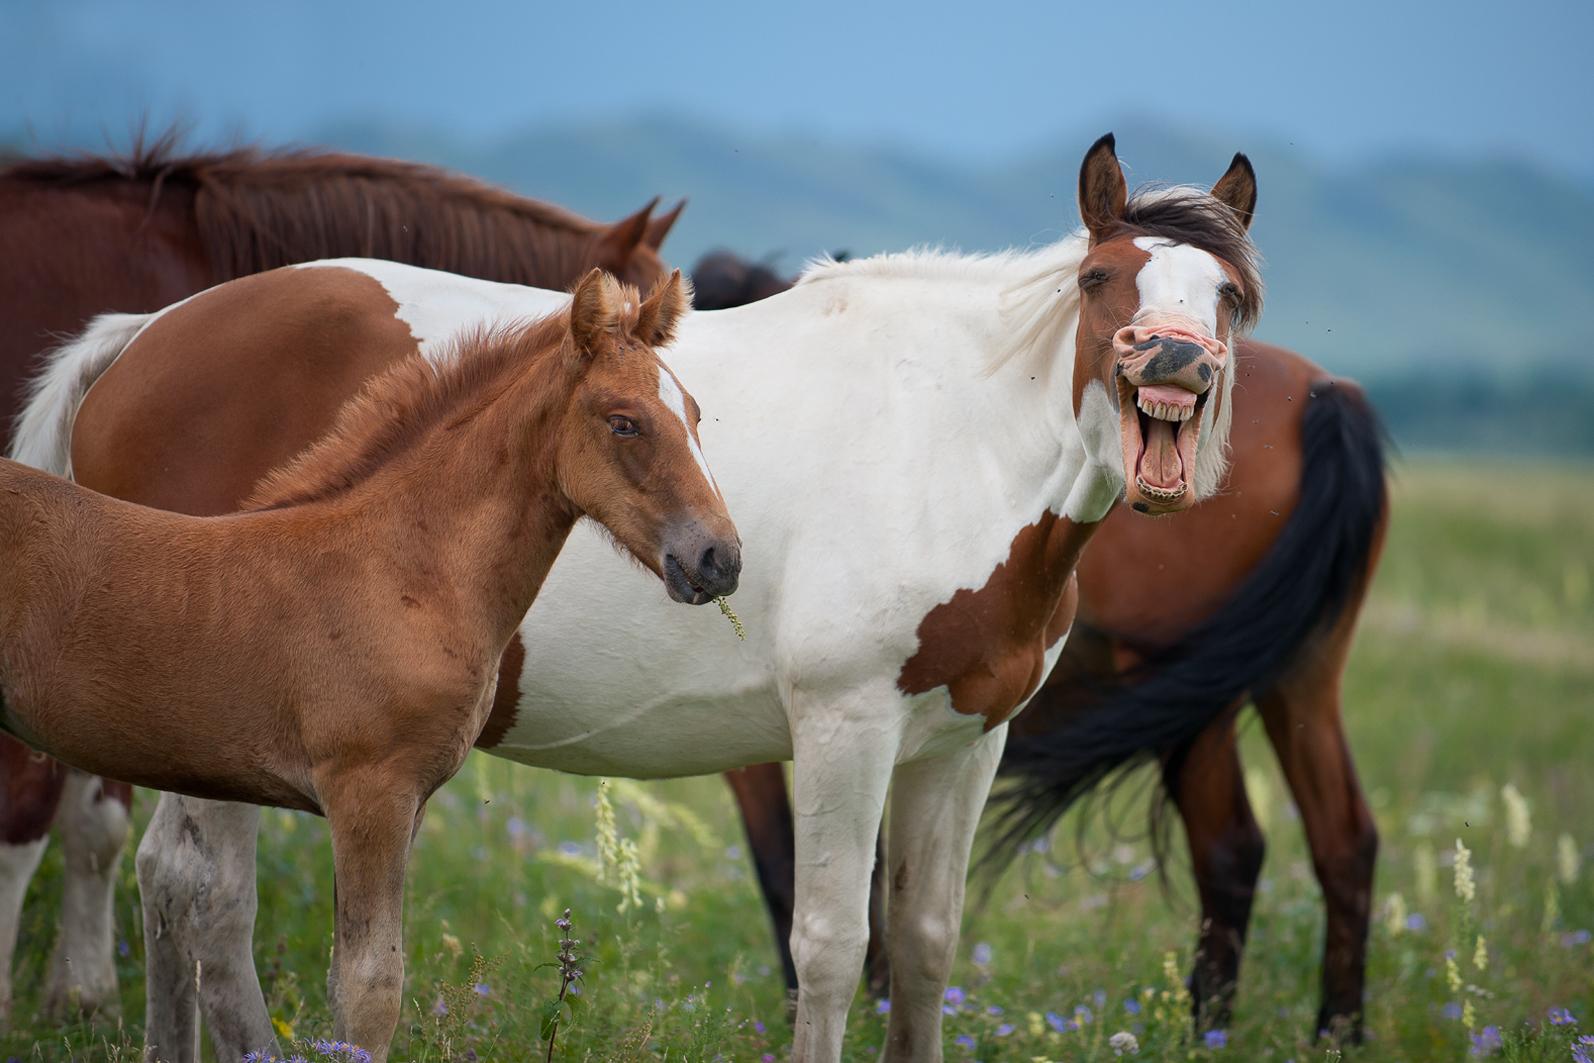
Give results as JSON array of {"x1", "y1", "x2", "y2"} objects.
[
  {"x1": 663, "y1": 553, "x2": 713, "y2": 605},
  {"x1": 1118, "y1": 379, "x2": 1206, "y2": 513}
]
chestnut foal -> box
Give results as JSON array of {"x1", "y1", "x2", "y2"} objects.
[{"x1": 0, "y1": 269, "x2": 737, "y2": 1059}]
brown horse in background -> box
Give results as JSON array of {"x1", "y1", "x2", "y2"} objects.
[
  {"x1": 0, "y1": 135, "x2": 680, "y2": 1022},
  {"x1": 0, "y1": 267, "x2": 734, "y2": 1061},
  {"x1": 693, "y1": 252, "x2": 1388, "y2": 1040}
]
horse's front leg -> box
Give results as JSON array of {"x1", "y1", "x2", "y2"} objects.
[
  {"x1": 883, "y1": 726, "x2": 1006, "y2": 1063},
  {"x1": 136, "y1": 792, "x2": 273, "y2": 1063},
  {"x1": 789, "y1": 690, "x2": 899, "y2": 1063},
  {"x1": 322, "y1": 772, "x2": 421, "y2": 1063}
]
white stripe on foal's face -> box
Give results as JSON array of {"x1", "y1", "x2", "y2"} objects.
[
  {"x1": 656, "y1": 363, "x2": 720, "y2": 496},
  {"x1": 1132, "y1": 236, "x2": 1227, "y2": 333}
]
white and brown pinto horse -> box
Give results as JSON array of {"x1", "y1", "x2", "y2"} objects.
[
  {"x1": 17, "y1": 134, "x2": 1262, "y2": 1062},
  {"x1": 2, "y1": 270, "x2": 735, "y2": 1060}
]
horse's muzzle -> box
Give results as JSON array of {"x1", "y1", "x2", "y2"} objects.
[
  {"x1": 662, "y1": 525, "x2": 742, "y2": 604},
  {"x1": 1110, "y1": 323, "x2": 1229, "y2": 515}
]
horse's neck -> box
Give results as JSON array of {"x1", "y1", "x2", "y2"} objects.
[{"x1": 339, "y1": 364, "x2": 577, "y2": 642}]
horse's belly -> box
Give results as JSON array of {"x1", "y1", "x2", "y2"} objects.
[{"x1": 487, "y1": 684, "x2": 792, "y2": 777}]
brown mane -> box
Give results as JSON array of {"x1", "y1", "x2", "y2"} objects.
[
  {"x1": 244, "y1": 315, "x2": 572, "y2": 512},
  {"x1": 1110, "y1": 187, "x2": 1265, "y2": 332},
  {"x1": 0, "y1": 129, "x2": 666, "y2": 287}
]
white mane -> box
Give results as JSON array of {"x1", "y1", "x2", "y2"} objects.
[{"x1": 797, "y1": 235, "x2": 1092, "y2": 379}]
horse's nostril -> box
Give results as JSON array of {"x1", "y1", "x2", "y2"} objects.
[{"x1": 700, "y1": 546, "x2": 719, "y2": 578}]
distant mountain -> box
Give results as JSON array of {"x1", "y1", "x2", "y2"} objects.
[
  {"x1": 314, "y1": 113, "x2": 1594, "y2": 390},
  {"x1": 9, "y1": 115, "x2": 1590, "y2": 453}
]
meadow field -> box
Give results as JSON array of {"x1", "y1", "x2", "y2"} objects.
[{"x1": 4, "y1": 457, "x2": 1591, "y2": 1062}]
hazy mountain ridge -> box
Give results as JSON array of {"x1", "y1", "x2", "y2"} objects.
[{"x1": 8, "y1": 114, "x2": 1590, "y2": 452}]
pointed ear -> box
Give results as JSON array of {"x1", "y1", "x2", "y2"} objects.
[
  {"x1": 1210, "y1": 152, "x2": 1258, "y2": 231},
  {"x1": 634, "y1": 269, "x2": 692, "y2": 348},
  {"x1": 643, "y1": 198, "x2": 686, "y2": 251},
  {"x1": 1078, "y1": 132, "x2": 1128, "y2": 243},
  {"x1": 595, "y1": 197, "x2": 659, "y2": 272},
  {"x1": 569, "y1": 268, "x2": 620, "y2": 362}
]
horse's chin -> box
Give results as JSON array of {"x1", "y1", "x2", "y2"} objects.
[{"x1": 1118, "y1": 379, "x2": 1206, "y2": 516}]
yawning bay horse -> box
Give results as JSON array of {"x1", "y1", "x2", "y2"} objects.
[
  {"x1": 0, "y1": 136, "x2": 680, "y2": 1021},
  {"x1": 698, "y1": 286, "x2": 1387, "y2": 1035},
  {"x1": 18, "y1": 135, "x2": 1263, "y2": 1062},
  {"x1": 1, "y1": 268, "x2": 734, "y2": 1061}
]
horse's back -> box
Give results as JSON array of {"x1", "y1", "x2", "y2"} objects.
[{"x1": 1072, "y1": 339, "x2": 1336, "y2": 642}]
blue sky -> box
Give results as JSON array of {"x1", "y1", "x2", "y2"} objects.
[{"x1": 4, "y1": 0, "x2": 1591, "y2": 175}]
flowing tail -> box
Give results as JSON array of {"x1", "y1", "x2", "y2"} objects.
[
  {"x1": 986, "y1": 378, "x2": 1388, "y2": 865},
  {"x1": 8, "y1": 313, "x2": 151, "y2": 476}
]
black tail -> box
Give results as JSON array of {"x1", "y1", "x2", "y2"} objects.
[{"x1": 985, "y1": 379, "x2": 1388, "y2": 867}]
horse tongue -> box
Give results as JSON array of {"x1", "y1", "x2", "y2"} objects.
[{"x1": 1140, "y1": 418, "x2": 1183, "y2": 489}]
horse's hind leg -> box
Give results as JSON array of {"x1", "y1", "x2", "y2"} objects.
[
  {"x1": 882, "y1": 727, "x2": 1005, "y2": 1062},
  {"x1": 323, "y1": 776, "x2": 420, "y2": 1063},
  {"x1": 1257, "y1": 624, "x2": 1375, "y2": 1042},
  {"x1": 0, "y1": 738, "x2": 65, "y2": 1024},
  {"x1": 42, "y1": 771, "x2": 130, "y2": 1020},
  {"x1": 725, "y1": 765, "x2": 801, "y2": 995},
  {"x1": 1168, "y1": 708, "x2": 1265, "y2": 1033},
  {"x1": 137, "y1": 792, "x2": 274, "y2": 1063}
]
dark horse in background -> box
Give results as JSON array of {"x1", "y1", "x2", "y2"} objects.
[
  {"x1": 693, "y1": 251, "x2": 1389, "y2": 1040},
  {"x1": 0, "y1": 134, "x2": 680, "y2": 1022}
]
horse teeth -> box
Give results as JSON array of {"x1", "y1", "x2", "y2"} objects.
[{"x1": 1135, "y1": 392, "x2": 1194, "y2": 423}]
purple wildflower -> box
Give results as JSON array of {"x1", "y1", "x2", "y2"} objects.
[
  {"x1": 117, "y1": 938, "x2": 131, "y2": 958},
  {"x1": 1549, "y1": 1007, "x2": 1578, "y2": 1026},
  {"x1": 876, "y1": 999, "x2": 891, "y2": 1015},
  {"x1": 431, "y1": 996, "x2": 448, "y2": 1017},
  {"x1": 1124, "y1": 998, "x2": 1142, "y2": 1016},
  {"x1": 954, "y1": 1035, "x2": 976, "y2": 1051},
  {"x1": 972, "y1": 941, "x2": 993, "y2": 966},
  {"x1": 1093, "y1": 989, "x2": 1108, "y2": 1008},
  {"x1": 995, "y1": 1023, "x2": 1015, "y2": 1036},
  {"x1": 1045, "y1": 1010, "x2": 1069, "y2": 1033},
  {"x1": 753, "y1": 1020, "x2": 767, "y2": 1034},
  {"x1": 1203, "y1": 1028, "x2": 1228, "y2": 1050},
  {"x1": 473, "y1": 982, "x2": 490, "y2": 997},
  {"x1": 945, "y1": 986, "x2": 966, "y2": 1007},
  {"x1": 762, "y1": 1056, "x2": 776, "y2": 1063},
  {"x1": 1575, "y1": 1042, "x2": 1593, "y2": 1063},
  {"x1": 1468, "y1": 1025, "x2": 1502, "y2": 1056},
  {"x1": 1563, "y1": 929, "x2": 1593, "y2": 947},
  {"x1": 1442, "y1": 1001, "x2": 1464, "y2": 1020},
  {"x1": 1404, "y1": 913, "x2": 1427, "y2": 931},
  {"x1": 1075, "y1": 1004, "x2": 1095, "y2": 1025},
  {"x1": 986, "y1": 1005, "x2": 1004, "y2": 1016}
]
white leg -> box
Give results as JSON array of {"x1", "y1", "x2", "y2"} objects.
[
  {"x1": 0, "y1": 836, "x2": 47, "y2": 1025},
  {"x1": 43, "y1": 770, "x2": 130, "y2": 1019},
  {"x1": 136, "y1": 793, "x2": 275, "y2": 1063},
  {"x1": 883, "y1": 726, "x2": 1006, "y2": 1062},
  {"x1": 789, "y1": 688, "x2": 901, "y2": 1063}
]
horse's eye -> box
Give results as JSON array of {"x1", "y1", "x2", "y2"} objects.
[
  {"x1": 608, "y1": 415, "x2": 639, "y2": 437},
  {"x1": 1079, "y1": 269, "x2": 1110, "y2": 291},
  {"x1": 1218, "y1": 282, "x2": 1241, "y2": 304}
]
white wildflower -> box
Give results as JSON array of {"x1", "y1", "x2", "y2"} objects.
[
  {"x1": 1415, "y1": 842, "x2": 1437, "y2": 904},
  {"x1": 1385, "y1": 892, "x2": 1408, "y2": 936},
  {"x1": 1500, "y1": 784, "x2": 1531, "y2": 848},
  {"x1": 1558, "y1": 833, "x2": 1580, "y2": 885},
  {"x1": 1453, "y1": 838, "x2": 1476, "y2": 905},
  {"x1": 1109, "y1": 1030, "x2": 1140, "y2": 1055}
]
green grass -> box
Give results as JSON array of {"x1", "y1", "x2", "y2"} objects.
[{"x1": 5, "y1": 458, "x2": 1593, "y2": 1061}]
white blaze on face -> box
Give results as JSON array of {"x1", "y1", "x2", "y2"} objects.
[
  {"x1": 656, "y1": 363, "x2": 720, "y2": 496},
  {"x1": 1132, "y1": 236, "x2": 1227, "y2": 333}
]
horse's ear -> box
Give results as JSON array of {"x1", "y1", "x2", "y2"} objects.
[
  {"x1": 596, "y1": 197, "x2": 659, "y2": 271},
  {"x1": 635, "y1": 269, "x2": 692, "y2": 348},
  {"x1": 1210, "y1": 152, "x2": 1258, "y2": 231},
  {"x1": 644, "y1": 199, "x2": 687, "y2": 251},
  {"x1": 570, "y1": 268, "x2": 620, "y2": 362},
  {"x1": 1078, "y1": 132, "x2": 1127, "y2": 243}
]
